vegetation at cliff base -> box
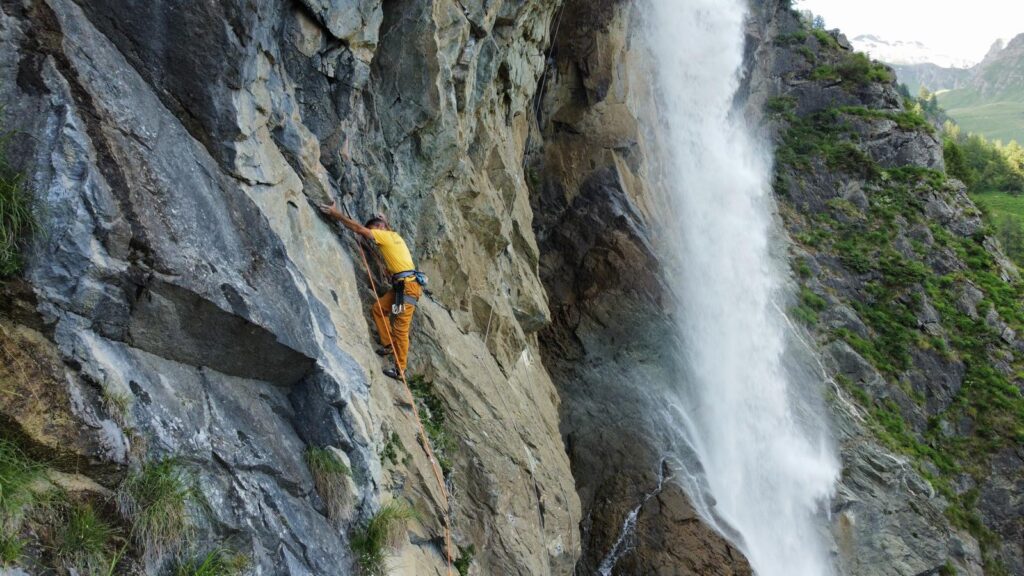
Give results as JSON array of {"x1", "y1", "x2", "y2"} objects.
[
  {"x1": 350, "y1": 501, "x2": 416, "y2": 576},
  {"x1": 972, "y1": 192, "x2": 1024, "y2": 264},
  {"x1": 942, "y1": 122, "x2": 1024, "y2": 194},
  {"x1": 305, "y1": 446, "x2": 351, "y2": 522},
  {"x1": 940, "y1": 121, "x2": 1024, "y2": 266}
]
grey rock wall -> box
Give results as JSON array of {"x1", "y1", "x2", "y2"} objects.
[{"x1": 0, "y1": 0, "x2": 579, "y2": 573}]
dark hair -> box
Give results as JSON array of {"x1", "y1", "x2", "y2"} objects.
[{"x1": 364, "y1": 217, "x2": 387, "y2": 229}]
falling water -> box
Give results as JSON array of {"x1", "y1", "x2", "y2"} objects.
[{"x1": 640, "y1": 1, "x2": 841, "y2": 575}]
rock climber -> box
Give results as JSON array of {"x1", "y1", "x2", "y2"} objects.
[{"x1": 319, "y1": 201, "x2": 424, "y2": 381}]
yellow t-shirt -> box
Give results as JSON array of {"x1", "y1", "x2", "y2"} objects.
[{"x1": 370, "y1": 230, "x2": 415, "y2": 275}]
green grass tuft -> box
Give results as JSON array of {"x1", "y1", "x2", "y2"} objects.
[
  {"x1": 350, "y1": 502, "x2": 416, "y2": 576},
  {"x1": 0, "y1": 533, "x2": 24, "y2": 567},
  {"x1": 52, "y1": 501, "x2": 121, "y2": 576},
  {"x1": 305, "y1": 446, "x2": 351, "y2": 522},
  {"x1": 454, "y1": 544, "x2": 475, "y2": 576},
  {"x1": 811, "y1": 29, "x2": 839, "y2": 50},
  {"x1": 116, "y1": 458, "x2": 196, "y2": 557},
  {"x1": 0, "y1": 438, "x2": 44, "y2": 530},
  {"x1": 0, "y1": 124, "x2": 36, "y2": 278},
  {"x1": 175, "y1": 548, "x2": 250, "y2": 576}
]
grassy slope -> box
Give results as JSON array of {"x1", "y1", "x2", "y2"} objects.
[
  {"x1": 940, "y1": 97, "x2": 1024, "y2": 144},
  {"x1": 937, "y1": 81, "x2": 1024, "y2": 144},
  {"x1": 973, "y1": 191, "x2": 1024, "y2": 221}
]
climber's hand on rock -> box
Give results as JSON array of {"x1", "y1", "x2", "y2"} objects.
[{"x1": 319, "y1": 201, "x2": 342, "y2": 220}]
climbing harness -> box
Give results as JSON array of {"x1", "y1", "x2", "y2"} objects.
[
  {"x1": 392, "y1": 270, "x2": 429, "y2": 287},
  {"x1": 389, "y1": 270, "x2": 428, "y2": 313},
  {"x1": 391, "y1": 279, "x2": 407, "y2": 314},
  {"x1": 347, "y1": 219, "x2": 455, "y2": 576}
]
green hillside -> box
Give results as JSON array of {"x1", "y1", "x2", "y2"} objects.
[
  {"x1": 938, "y1": 89, "x2": 1024, "y2": 144},
  {"x1": 932, "y1": 34, "x2": 1024, "y2": 144},
  {"x1": 974, "y1": 190, "x2": 1024, "y2": 220},
  {"x1": 972, "y1": 191, "x2": 1024, "y2": 264}
]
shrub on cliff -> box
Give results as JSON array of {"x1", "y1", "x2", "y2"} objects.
[
  {"x1": 408, "y1": 375, "x2": 456, "y2": 477},
  {"x1": 837, "y1": 52, "x2": 894, "y2": 86}
]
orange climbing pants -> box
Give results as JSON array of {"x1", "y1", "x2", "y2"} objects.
[{"x1": 371, "y1": 280, "x2": 422, "y2": 372}]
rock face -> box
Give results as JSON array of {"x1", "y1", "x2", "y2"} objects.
[
  {"x1": 1, "y1": 0, "x2": 579, "y2": 573},
  {"x1": 751, "y1": 2, "x2": 1023, "y2": 574},
  {"x1": 3, "y1": 0, "x2": 1021, "y2": 575}
]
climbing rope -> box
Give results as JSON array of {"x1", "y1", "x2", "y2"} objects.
[{"x1": 348, "y1": 228, "x2": 455, "y2": 576}]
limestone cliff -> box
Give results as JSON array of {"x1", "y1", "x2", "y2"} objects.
[
  {"x1": 2, "y1": 0, "x2": 1022, "y2": 575},
  {"x1": 1, "y1": 0, "x2": 578, "y2": 574}
]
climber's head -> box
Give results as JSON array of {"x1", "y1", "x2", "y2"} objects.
[{"x1": 364, "y1": 216, "x2": 389, "y2": 230}]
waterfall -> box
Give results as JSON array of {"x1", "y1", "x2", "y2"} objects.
[{"x1": 639, "y1": 1, "x2": 841, "y2": 575}]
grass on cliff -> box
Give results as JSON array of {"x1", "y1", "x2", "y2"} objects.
[
  {"x1": 0, "y1": 438, "x2": 44, "y2": 529},
  {"x1": 51, "y1": 501, "x2": 125, "y2": 576},
  {"x1": 0, "y1": 123, "x2": 35, "y2": 278},
  {"x1": 116, "y1": 458, "x2": 196, "y2": 558},
  {"x1": 774, "y1": 22, "x2": 893, "y2": 90},
  {"x1": 1, "y1": 439, "x2": 127, "y2": 573},
  {"x1": 305, "y1": 446, "x2": 351, "y2": 522},
  {"x1": 350, "y1": 501, "x2": 416, "y2": 576},
  {"x1": 0, "y1": 439, "x2": 40, "y2": 568},
  {"x1": 454, "y1": 544, "x2": 475, "y2": 576},
  {"x1": 791, "y1": 286, "x2": 827, "y2": 325},
  {"x1": 408, "y1": 375, "x2": 456, "y2": 477},
  {"x1": 174, "y1": 548, "x2": 250, "y2": 576},
  {"x1": 778, "y1": 100, "x2": 1024, "y2": 570},
  {"x1": 0, "y1": 533, "x2": 25, "y2": 566}
]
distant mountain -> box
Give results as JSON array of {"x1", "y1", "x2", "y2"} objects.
[
  {"x1": 851, "y1": 34, "x2": 974, "y2": 68},
  {"x1": 891, "y1": 63, "x2": 971, "y2": 95},
  {"x1": 937, "y1": 34, "x2": 1024, "y2": 143},
  {"x1": 864, "y1": 33, "x2": 1024, "y2": 143}
]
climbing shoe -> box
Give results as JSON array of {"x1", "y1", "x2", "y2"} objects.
[
  {"x1": 382, "y1": 367, "x2": 402, "y2": 381},
  {"x1": 376, "y1": 345, "x2": 394, "y2": 357}
]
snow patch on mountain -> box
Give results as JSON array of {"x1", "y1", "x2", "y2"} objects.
[{"x1": 852, "y1": 34, "x2": 975, "y2": 68}]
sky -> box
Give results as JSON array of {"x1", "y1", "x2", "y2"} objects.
[{"x1": 797, "y1": 0, "x2": 1024, "y2": 66}]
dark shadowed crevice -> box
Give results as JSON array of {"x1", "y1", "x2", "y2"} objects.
[{"x1": 127, "y1": 280, "x2": 317, "y2": 386}]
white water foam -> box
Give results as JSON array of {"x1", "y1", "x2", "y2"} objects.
[{"x1": 640, "y1": 1, "x2": 841, "y2": 574}]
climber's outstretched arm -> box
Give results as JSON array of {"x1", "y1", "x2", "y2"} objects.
[{"x1": 319, "y1": 201, "x2": 374, "y2": 239}]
